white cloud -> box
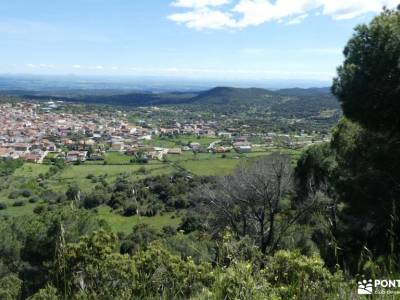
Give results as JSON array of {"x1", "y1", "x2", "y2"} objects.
[
  {"x1": 168, "y1": 7, "x2": 236, "y2": 29},
  {"x1": 286, "y1": 13, "x2": 309, "y2": 25},
  {"x1": 168, "y1": 0, "x2": 398, "y2": 29},
  {"x1": 72, "y1": 65, "x2": 82, "y2": 69}
]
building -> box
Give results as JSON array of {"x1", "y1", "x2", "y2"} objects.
[
  {"x1": 168, "y1": 148, "x2": 182, "y2": 155},
  {"x1": 66, "y1": 151, "x2": 88, "y2": 162},
  {"x1": 235, "y1": 145, "x2": 252, "y2": 153}
]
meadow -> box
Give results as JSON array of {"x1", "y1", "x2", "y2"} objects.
[
  {"x1": 0, "y1": 146, "x2": 303, "y2": 233},
  {"x1": 95, "y1": 205, "x2": 181, "y2": 233}
]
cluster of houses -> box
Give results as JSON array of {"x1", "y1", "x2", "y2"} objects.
[
  {"x1": 0, "y1": 102, "x2": 153, "y2": 163},
  {"x1": 0, "y1": 102, "x2": 242, "y2": 163},
  {"x1": 0, "y1": 102, "x2": 327, "y2": 164}
]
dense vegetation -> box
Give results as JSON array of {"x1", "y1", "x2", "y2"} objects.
[
  {"x1": 14, "y1": 86, "x2": 340, "y2": 133},
  {"x1": 0, "y1": 7, "x2": 399, "y2": 299},
  {"x1": 296, "y1": 7, "x2": 400, "y2": 275}
]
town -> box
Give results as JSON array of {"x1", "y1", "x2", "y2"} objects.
[{"x1": 0, "y1": 100, "x2": 329, "y2": 164}]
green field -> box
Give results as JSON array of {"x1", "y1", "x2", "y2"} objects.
[
  {"x1": 0, "y1": 147, "x2": 303, "y2": 231},
  {"x1": 1, "y1": 148, "x2": 301, "y2": 200},
  {"x1": 178, "y1": 158, "x2": 240, "y2": 176},
  {"x1": 104, "y1": 152, "x2": 132, "y2": 164},
  {"x1": 96, "y1": 206, "x2": 181, "y2": 233},
  {"x1": 51, "y1": 163, "x2": 175, "y2": 193}
]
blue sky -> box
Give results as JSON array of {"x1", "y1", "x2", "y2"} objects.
[{"x1": 0, "y1": 0, "x2": 397, "y2": 82}]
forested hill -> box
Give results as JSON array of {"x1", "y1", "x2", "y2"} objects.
[
  {"x1": 189, "y1": 87, "x2": 278, "y2": 105},
  {"x1": 10, "y1": 86, "x2": 339, "y2": 112},
  {"x1": 188, "y1": 87, "x2": 339, "y2": 116}
]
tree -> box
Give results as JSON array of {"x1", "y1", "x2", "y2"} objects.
[
  {"x1": 329, "y1": 118, "x2": 400, "y2": 269},
  {"x1": 120, "y1": 224, "x2": 159, "y2": 255},
  {"x1": 65, "y1": 184, "x2": 79, "y2": 201},
  {"x1": 0, "y1": 274, "x2": 22, "y2": 300},
  {"x1": 294, "y1": 143, "x2": 337, "y2": 203},
  {"x1": 330, "y1": 7, "x2": 400, "y2": 271},
  {"x1": 132, "y1": 241, "x2": 213, "y2": 298},
  {"x1": 53, "y1": 230, "x2": 137, "y2": 299},
  {"x1": 202, "y1": 154, "x2": 313, "y2": 255},
  {"x1": 332, "y1": 7, "x2": 400, "y2": 133},
  {"x1": 0, "y1": 207, "x2": 107, "y2": 297}
]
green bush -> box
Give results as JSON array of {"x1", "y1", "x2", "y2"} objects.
[
  {"x1": 263, "y1": 250, "x2": 352, "y2": 300},
  {"x1": 12, "y1": 200, "x2": 26, "y2": 207},
  {"x1": 33, "y1": 205, "x2": 47, "y2": 215},
  {"x1": 8, "y1": 190, "x2": 19, "y2": 199},
  {"x1": 29, "y1": 196, "x2": 40, "y2": 203},
  {"x1": 0, "y1": 274, "x2": 22, "y2": 300},
  {"x1": 133, "y1": 241, "x2": 214, "y2": 298},
  {"x1": 21, "y1": 189, "x2": 33, "y2": 198},
  {"x1": 211, "y1": 262, "x2": 277, "y2": 300},
  {"x1": 30, "y1": 285, "x2": 59, "y2": 299}
]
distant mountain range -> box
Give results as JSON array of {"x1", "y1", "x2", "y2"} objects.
[
  {"x1": 0, "y1": 86, "x2": 341, "y2": 123},
  {"x1": 1, "y1": 86, "x2": 336, "y2": 108},
  {"x1": 0, "y1": 74, "x2": 331, "y2": 92}
]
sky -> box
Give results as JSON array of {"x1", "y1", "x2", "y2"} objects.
[{"x1": 0, "y1": 0, "x2": 398, "y2": 82}]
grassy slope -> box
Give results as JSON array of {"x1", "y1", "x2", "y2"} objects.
[
  {"x1": 95, "y1": 205, "x2": 181, "y2": 233},
  {"x1": 0, "y1": 147, "x2": 302, "y2": 232}
]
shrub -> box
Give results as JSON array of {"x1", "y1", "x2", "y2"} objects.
[
  {"x1": 0, "y1": 203, "x2": 7, "y2": 210},
  {"x1": 178, "y1": 214, "x2": 205, "y2": 233},
  {"x1": 0, "y1": 274, "x2": 22, "y2": 300},
  {"x1": 86, "y1": 173, "x2": 95, "y2": 179},
  {"x1": 29, "y1": 196, "x2": 40, "y2": 203},
  {"x1": 263, "y1": 250, "x2": 351, "y2": 300},
  {"x1": 42, "y1": 190, "x2": 61, "y2": 203},
  {"x1": 12, "y1": 200, "x2": 26, "y2": 207},
  {"x1": 83, "y1": 195, "x2": 102, "y2": 209},
  {"x1": 211, "y1": 262, "x2": 276, "y2": 300},
  {"x1": 120, "y1": 224, "x2": 159, "y2": 254},
  {"x1": 133, "y1": 242, "x2": 214, "y2": 298},
  {"x1": 162, "y1": 225, "x2": 176, "y2": 237},
  {"x1": 57, "y1": 194, "x2": 67, "y2": 203},
  {"x1": 33, "y1": 205, "x2": 47, "y2": 214},
  {"x1": 53, "y1": 231, "x2": 137, "y2": 299},
  {"x1": 30, "y1": 285, "x2": 59, "y2": 299},
  {"x1": 21, "y1": 189, "x2": 33, "y2": 198},
  {"x1": 8, "y1": 190, "x2": 19, "y2": 199},
  {"x1": 66, "y1": 184, "x2": 80, "y2": 200},
  {"x1": 123, "y1": 204, "x2": 137, "y2": 216}
]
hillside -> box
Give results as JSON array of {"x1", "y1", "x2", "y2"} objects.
[
  {"x1": 188, "y1": 87, "x2": 278, "y2": 105},
  {"x1": 12, "y1": 86, "x2": 339, "y2": 110}
]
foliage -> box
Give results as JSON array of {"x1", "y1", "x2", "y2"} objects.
[
  {"x1": 332, "y1": 8, "x2": 400, "y2": 133},
  {"x1": 295, "y1": 7, "x2": 400, "y2": 274},
  {"x1": 201, "y1": 154, "x2": 301, "y2": 255},
  {"x1": 263, "y1": 250, "x2": 350, "y2": 300},
  {"x1": 211, "y1": 262, "x2": 276, "y2": 300},
  {"x1": 53, "y1": 230, "x2": 137, "y2": 299},
  {"x1": 29, "y1": 285, "x2": 59, "y2": 299},
  {"x1": 0, "y1": 274, "x2": 22, "y2": 300},
  {"x1": 120, "y1": 223, "x2": 160, "y2": 254},
  {"x1": 133, "y1": 241, "x2": 214, "y2": 299},
  {"x1": 0, "y1": 207, "x2": 108, "y2": 297}
]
